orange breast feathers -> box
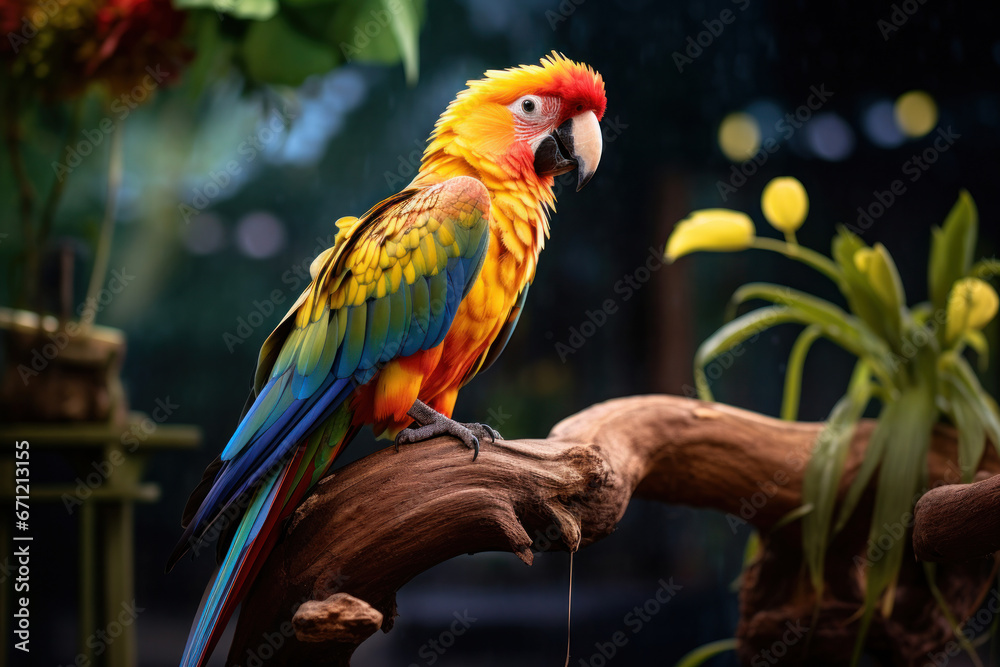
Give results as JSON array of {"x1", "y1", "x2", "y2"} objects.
[{"x1": 353, "y1": 221, "x2": 530, "y2": 439}]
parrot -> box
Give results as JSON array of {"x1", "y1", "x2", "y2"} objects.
[{"x1": 170, "y1": 52, "x2": 607, "y2": 667}]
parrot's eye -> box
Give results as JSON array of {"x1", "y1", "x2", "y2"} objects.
[{"x1": 521, "y1": 98, "x2": 536, "y2": 113}]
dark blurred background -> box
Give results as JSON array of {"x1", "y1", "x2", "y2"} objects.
[{"x1": 4, "y1": 0, "x2": 1000, "y2": 665}]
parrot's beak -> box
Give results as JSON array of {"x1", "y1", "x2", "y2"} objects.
[{"x1": 533, "y1": 110, "x2": 603, "y2": 191}]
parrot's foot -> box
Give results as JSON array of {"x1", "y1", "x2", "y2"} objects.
[{"x1": 395, "y1": 400, "x2": 502, "y2": 461}]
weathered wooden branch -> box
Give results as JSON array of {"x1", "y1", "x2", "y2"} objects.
[
  {"x1": 914, "y1": 472, "x2": 1000, "y2": 563},
  {"x1": 228, "y1": 395, "x2": 1000, "y2": 666}
]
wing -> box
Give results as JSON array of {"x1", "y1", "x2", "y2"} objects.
[{"x1": 173, "y1": 176, "x2": 491, "y2": 557}]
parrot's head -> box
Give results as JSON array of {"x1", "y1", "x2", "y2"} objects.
[{"x1": 427, "y1": 52, "x2": 607, "y2": 192}]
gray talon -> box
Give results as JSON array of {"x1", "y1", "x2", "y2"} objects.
[{"x1": 395, "y1": 400, "x2": 498, "y2": 461}]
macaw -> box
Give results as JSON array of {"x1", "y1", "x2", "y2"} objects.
[{"x1": 170, "y1": 52, "x2": 607, "y2": 667}]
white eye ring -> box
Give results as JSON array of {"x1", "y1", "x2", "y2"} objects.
[{"x1": 517, "y1": 96, "x2": 542, "y2": 115}]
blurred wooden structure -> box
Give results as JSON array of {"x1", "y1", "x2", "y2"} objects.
[
  {"x1": 0, "y1": 416, "x2": 200, "y2": 667},
  {"x1": 0, "y1": 307, "x2": 200, "y2": 667}
]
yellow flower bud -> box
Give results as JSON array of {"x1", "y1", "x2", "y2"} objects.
[
  {"x1": 946, "y1": 278, "x2": 999, "y2": 343},
  {"x1": 761, "y1": 177, "x2": 809, "y2": 234},
  {"x1": 665, "y1": 209, "x2": 756, "y2": 262},
  {"x1": 853, "y1": 244, "x2": 904, "y2": 312}
]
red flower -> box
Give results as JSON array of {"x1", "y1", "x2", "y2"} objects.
[{"x1": 2, "y1": 0, "x2": 190, "y2": 100}]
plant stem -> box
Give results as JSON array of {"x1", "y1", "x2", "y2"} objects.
[
  {"x1": 39, "y1": 97, "x2": 84, "y2": 248},
  {"x1": 751, "y1": 237, "x2": 845, "y2": 288},
  {"x1": 82, "y1": 117, "x2": 124, "y2": 332},
  {"x1": 4, "y1": 84, "x2": 38, "y2": 310}
]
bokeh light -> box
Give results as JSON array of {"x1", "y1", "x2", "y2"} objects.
[
  {"x1": 804, "y1": 113, "x2": 855, "y2": 161},
  {"x1": 745, "y1": 100, "x2": 784, "y2": 142},
  {"x1": 182, "y1": 213, "x2": 226, "y2": 255},
  {"x1": 236, "y1": 211, "x2": 286, "y2": 259},
  {"x1": 718, "y1": 112, "x2": 761, "y2": 162},
  {"x1": 863, "y1": 100, "x2": 906, "y2": 148},
  {"x1": 894, "y1": 90, "x2": 938, "y2": 138}
]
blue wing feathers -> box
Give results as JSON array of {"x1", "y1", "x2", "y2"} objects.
[
  {"x1": 187, "y1": 375, "x2": 352, "y2": 540},
  {"x1": 423, "y1": 272, "x2": 448, "y2": 347},
  {"x1": 383, "y1": 287, "x2": 408, "y2": 361},
  {"x1": 402, "y1": 278, "x2": 430, "y2": 356},
  {"x1": 360, "y1": 298, "x2": 391, "y2": 371},
  {"x1": 333, "y1": 304, "x2": 365, "y2": 378}
]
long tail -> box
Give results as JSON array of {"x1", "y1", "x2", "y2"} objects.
[{"x1": 179, "y1": 405, "x2": 358, "y2": 667}]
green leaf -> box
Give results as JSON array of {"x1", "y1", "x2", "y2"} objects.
[
  {"x1": 729, "y1": 282, "x2": 894, "y2": 375},
  {"x1": 730, "y1": 283, "x2": 858, "y2": 334},
  {"x1": 781, "y1": 325, "x2": 823, "y2": 421},
  {"x1": 851, "y1": 386, "x2": 936, "y2": 665},
  {"x1": 833, "y1": 407, "x2": 891, "y2": 534},
  {"x1": 242, "y1": 13, "x2": 339, "y2": 86},
  {"x1": 962, "y1": 330, "x2": 990, "y2": 371},
  {"x1": 674, "y1": 639, "x2": 738, "y2": 667},
  {"x1": 731, "y1": 530, "x2": 762, "y2": 592},
  {"x1": 865, "y1": 244, "x2": 906, "y2": 346},
  {"x1": 772, "y1": 502, "x2": 814, "y2": 531},
  {"x1": 929, "y1": 190, "x2": 978, "y2": 313},
  {"x1": 327, "y1": 0, "x2": 424, "y2": 75},
  {"x1": 694, "y1": 306, "x2": 804, "y2": 401},
  {"x1": 802, "y1": 362, "x2": 872, "y2": 594},
  {"x1": 831, "y1": 228, "x2": 902, "y2": 351},
  {"x1": 946, "y1": 385, "x2": 986, "y2": 484},
  {"x1": 385, "y1": 0, "x2": 420, "y2": 84},
  {"x1": 940, "y1": 352, "x2": 1000, "y2": 458},
  {"x1": 176, "y1": 0, "x2": 278, "y2": 20}
]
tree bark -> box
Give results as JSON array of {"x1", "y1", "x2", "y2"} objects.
[{"x1": 228, "y1": 395, "x2": 1000, "y2": 666}]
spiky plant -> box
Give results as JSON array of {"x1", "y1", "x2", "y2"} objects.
[{"x1": 666, "y1": 181, "x2": 999, "y2": 662}]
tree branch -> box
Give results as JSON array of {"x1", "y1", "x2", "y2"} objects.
[
  {"x1": 228, "y1": 396, "x2": 999, "y2": 666},
  {"x1": 913, "y1": 472, "x2": 1000, "y2": 563}
]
